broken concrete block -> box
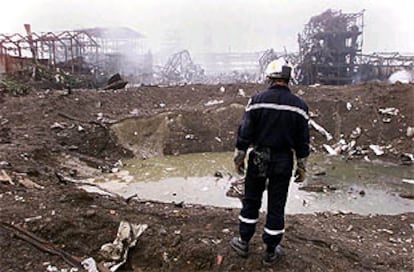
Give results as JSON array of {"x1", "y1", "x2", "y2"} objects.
[
  {"x1": 406, "y1": 127, "x2": 414, "y2": 138},
  {"x1": 0, "y1": 170, "x2": 14, "y2": 184},
  {"x1": 369, "y1": 144, "x2": 384, "y2": 156},
  {"x1": 18, "y1": 176, "x2": 44, "y2": 189}
]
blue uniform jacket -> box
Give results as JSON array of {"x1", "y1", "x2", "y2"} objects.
[{"x1": 236, "y1": 85, "x2": 310, "y2": 159}]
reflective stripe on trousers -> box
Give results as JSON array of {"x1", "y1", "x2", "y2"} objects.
[
  {"x1": 264, "y1": 227, "x2": 285, "y2": 236},
  {"x1": 239, "y1": 215, "x2": 259, "y2": 224}
]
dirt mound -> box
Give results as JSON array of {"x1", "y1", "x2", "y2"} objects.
[{"x1": 111, "y1": 104, "x2": 244, "y2": 158}]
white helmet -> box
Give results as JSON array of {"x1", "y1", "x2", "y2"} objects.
[{"x1": 265, "y1": 58, "x2": 293, "y2": 81}]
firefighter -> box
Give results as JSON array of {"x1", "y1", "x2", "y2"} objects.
[{"x1": 230, "y1": 58, "x2": 310, "y2": 266}]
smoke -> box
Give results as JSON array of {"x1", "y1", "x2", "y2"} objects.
[{"x1": 1, "y1": 0, "x2": 414, "y2": 55}]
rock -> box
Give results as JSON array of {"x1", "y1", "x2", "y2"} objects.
[
  {"x1": 399, "y1": 193, "x2": 414, "y2": 200},
  {"x1": 406, "y1": 127, "x2": 414, "y2": 138},
  {"x1": 0, "y1": 161, "x2": 11, "y2": 168},
  {"x1": 103, "y1": 73, "x2": 128, "y2": 90},
  {"x1": 50, "y1": 122, "x2": 65, "y2": 130},
  {"x1": 222, "y1": 228, "x2": 230, "y2": 233},
  {"x1": 0, "y1": 170, "x2": 14, "y2": 184},
  {"x1": 400, "y1": 153, "x2": 413, "y2": 165},
  {"x1": 214, "y1": 171, "x2": 224, "y2": 178},
  {"x1": 378, "y1": 107, "x2": 399, "y2": 116},
  {"x1": 159, "y1": 227, "x2": 167, "y2": 236},
  {"x1": 299, "y1": 183, "x2": 336, "y2": 193},
  {"x1": 18, "y1": 176, "x2": 44, "y2": 189},
  {"x1": 172, "y1": 235, "x2": 182, "y2": 247},
  {"x1": 85, "y1": 209, "x2": 96, "y2": 217},
  {"x1": 369, "y1": 144, "x2": 384, "y2": 156}
]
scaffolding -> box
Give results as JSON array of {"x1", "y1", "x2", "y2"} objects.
[{"x1": 0, "y1": 25, "x2": 99, "y2": 74}]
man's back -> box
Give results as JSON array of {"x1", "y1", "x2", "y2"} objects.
[{"x1": 236, "y1": 85, "x2": 310, "y2": 158}]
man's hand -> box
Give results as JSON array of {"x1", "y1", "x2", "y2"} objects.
[
  {"x1": 233, "y1": 149, "x2": 246, "y2": 176},
  {"x1": 294, "y1": 157, "x2": 307, "y2": 183}
]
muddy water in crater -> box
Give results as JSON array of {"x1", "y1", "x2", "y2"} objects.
[{"x1": 87, "y1": 153, "x2": 414, "y2": 215}]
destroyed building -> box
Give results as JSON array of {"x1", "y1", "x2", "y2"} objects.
[
  {"x1": 0, "y1": 26, "x2": 153, "y2": 86},
  {"x1": 297, "y1": 9, "x2": 414, "y2": 85},
  {"x1": 298, "y1": 9, "x2": 364, "y2": 85},
  {"x1": 0, "y1": 24, "x2": 99, "y2": 76}
]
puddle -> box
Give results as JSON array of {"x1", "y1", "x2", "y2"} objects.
[{"x1": 84, "y1": 152, "x2": 414, "y2": 215}]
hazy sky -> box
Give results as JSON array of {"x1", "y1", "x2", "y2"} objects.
[{"x1": 1, "y1": 0, "x2": 413, "y2": 54}]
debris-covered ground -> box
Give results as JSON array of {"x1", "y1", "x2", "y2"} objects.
[{"x1": 0, "y1": 82, "x2": 413, "y2": 271}]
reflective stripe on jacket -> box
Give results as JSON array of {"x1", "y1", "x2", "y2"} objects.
[{"x1": 236, "y1": 85, "x2": 310, "y2": 158}]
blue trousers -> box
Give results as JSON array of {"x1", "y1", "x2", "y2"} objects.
[{"x1": 238, "y1": 149, "x2": 293, "y2": 252}]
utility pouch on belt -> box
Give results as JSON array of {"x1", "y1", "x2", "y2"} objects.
[{"x1": 248, "y1": 147, "x2": 271, "y2": 177}]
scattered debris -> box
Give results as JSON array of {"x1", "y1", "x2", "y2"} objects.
[
  {"x1": 378, "y1": 107, "x2": 399, "y2": 116},
  {"x1": 129, "y1": 109, "x2": 140, "y2": 116},
  {"x1": 100, "y1": 221, "x2": 148, "y2": 271},
  {"x1": 185, "y1": 134, "x2": 195, "y2": 140},
  {"x1": 24, "y1": 215, "x2": 43, "y2": 223},
  {"x1": 399, "y1": 193, "x2": 414, "y2": 200},
  {"x1": 323, "y1": 144, "x2": 340, "y2": 156},
  {"x1": 50, "y1": 122, "x2": 66, "y2": 130},
  {"x1": 323, "y1": 139, "x2": 356, "y2": 156},
  {"x1": 346, "y1": 102, "x2": 352, "y2": 111},
  {"x1": 222, "y1": 228, "x2": 230, "y2": 234},
  {"x1": 406, "y1": 127, "x2": 414, "y2": 138},
  {"x1": 237, "y1": 89, "x2": 246, "y2": 97},
  {"x1": 0, "y1": 222, "x2": 84, "y2": 270},
  {"x1": 0, "y1": 161, "x2": 11, "y2": 168},
  {"x1": 103, "y1": 73, "x2": 128, "y2": 90},
  {"x1": 18, "y1": 176, "x2": 44, "y2": 189},
  {"x1": 299, "y1": 183, "x2": 337, "y2": 193},
  {"x1": 214, "y1": 171, "x2": 224, "y2": 178},
  {"x1": 219, "y1": 86, "x2": 225, "y2": 92},
  {"x1": 350, "y1": 127, "x2": 362, "y2": 139},
  {"x1": 402, "y1": 179, "x2": 414, "y2": 185},
  {"x1": 0, "y1": 170, "x2": 14, "y2": 185},
  {"x1": 160, "y1": 50, "x2": 205, "y2": 84},
  {"x1": 226, "y1": 178, "x2": 244, "y2": 199},
  {"x1": 377, "y1": 228, "x2": 394, "y2": 235},
  {"x1": 369, "y1": 145, "x2": 385, "y2": 156},
  {"x1": 400, "y1": 153, "x2": 414, "y2": 165},
  {"x1": 309, "y1": 119, "x2": 333, "y2": 141},
  {"x1": 82, "y1": 257, "x2": 99, "y2": 272},
  {"x1": 204, "y1": 100, "x2": 224, "y2": 106},
  {"x1": 216, "y1": 255, "x2": 224, "y2": 266}
]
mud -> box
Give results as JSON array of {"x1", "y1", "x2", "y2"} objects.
[{"x1": 0, "y1": 82, "x2": 413, "y2": 271}]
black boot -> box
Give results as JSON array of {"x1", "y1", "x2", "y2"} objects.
[
  {"x1": 230, "y1": 237, "x2": 249, "y2": 257},
  {"x1": 262, "y1": 245, "x2": 282, "y2": 266}
]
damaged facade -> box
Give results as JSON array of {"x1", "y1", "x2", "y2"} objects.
[
  {"x1": 0, "y1": 24, "x2": 99, "y2": 75},
  {"x1": 298, "y1": 9, "x2": 364, "y2": 85},
  {"x1": 297, "y1": 9, "x2": 414, "y2": 85}
]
